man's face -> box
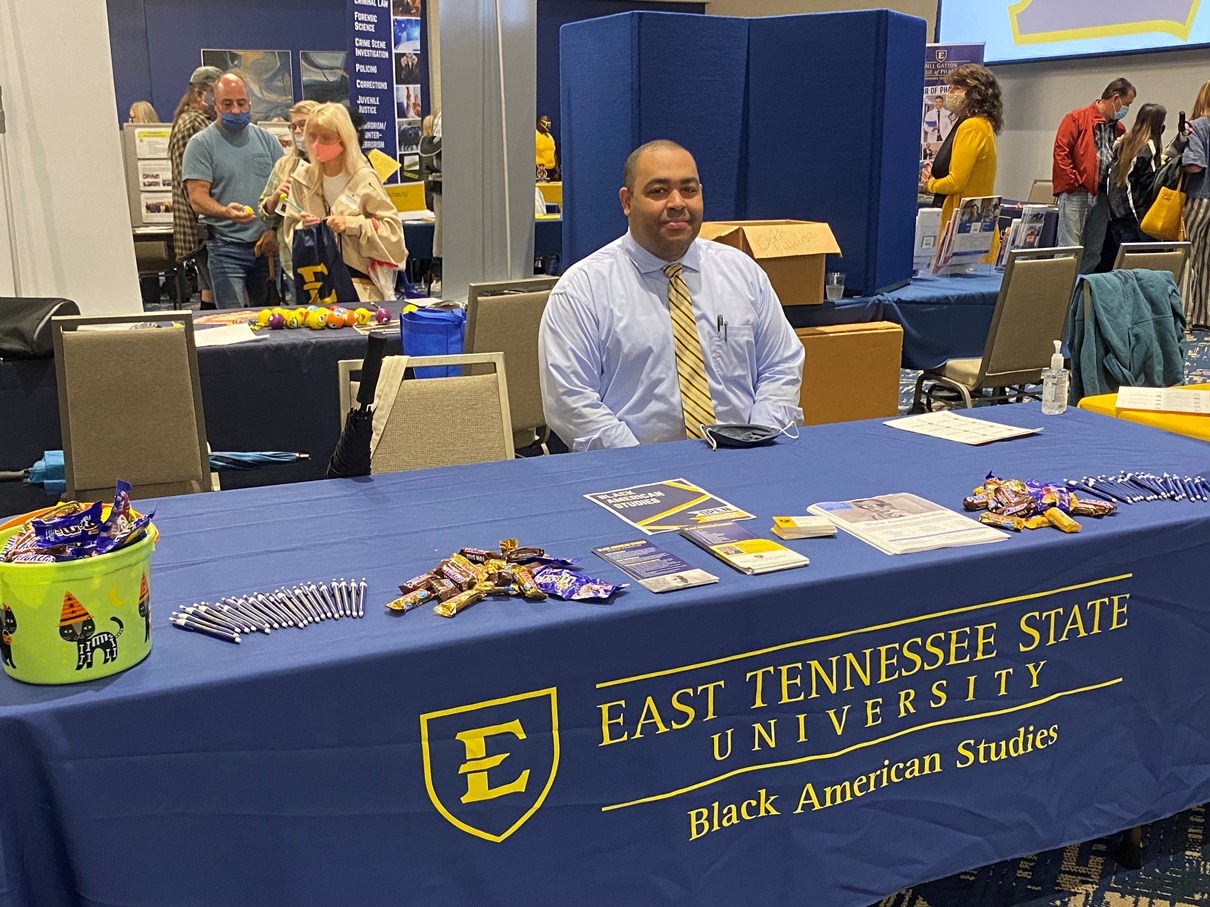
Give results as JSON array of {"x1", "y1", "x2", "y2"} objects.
[
  {"x1": 620, "y1": 146, "x2": 703, "y2": 262},
  {"x1": 933, "y1": 96, "x2": 944, "y2": 108},
  {"x1": 538, "y1": 117, "x2": 551, "y2": 133},
  {"x1": 214, "y1": 77, "x2": 251, "y2": 127}
]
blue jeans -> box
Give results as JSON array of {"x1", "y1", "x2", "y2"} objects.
[
  {"x1": 207, "y1": 238, "x2": 269, "y2": 309},
  {"x1": 1057, "y1": 190, "x2": 1110, "y2": 273}
]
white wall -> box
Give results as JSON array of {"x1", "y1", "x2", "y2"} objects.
[
  {"x1": 992, "y1": 51, "x2": 1209, "y2": 201},
  {"x1": 0, "y1": 0, "x2": 140, "y2": 311}
]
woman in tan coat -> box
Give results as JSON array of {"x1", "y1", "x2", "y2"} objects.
[{"x1": 284, "y1": 103, "x2": 406, "y2": 302}]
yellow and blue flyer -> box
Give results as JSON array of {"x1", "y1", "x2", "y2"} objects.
[{"x1": 584, "y1": 478, "x2": 754, "y2": 535}]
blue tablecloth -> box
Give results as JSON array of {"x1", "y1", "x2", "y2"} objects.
[
  {"x1": 3, "y1": 406, "x2": 1210, "y2": 906},
  {"x1": 784, "y1": 273, "x2": 1003, "y2": 371}
]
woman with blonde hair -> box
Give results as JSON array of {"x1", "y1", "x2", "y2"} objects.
[
  {"x1": 284, "y1": 102, "x2": 406, "y2": 302},
  {"x1": 258, "y1": 99, "x2": 320, "y2": 303},
  {"x1": 128, "y1": 101, "x2": 159, "y2": 124},
  {"x1": 1182, "y1": 79, "x2": 1210, "y2": 328}
]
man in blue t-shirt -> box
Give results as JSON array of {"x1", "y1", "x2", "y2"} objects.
[{"x1": 182, "y1": 73, "x2": 283, "y2": 309}]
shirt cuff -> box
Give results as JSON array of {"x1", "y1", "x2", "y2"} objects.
[{"x1": 570, "y1": 422, "x2": 641, "y2": 452}]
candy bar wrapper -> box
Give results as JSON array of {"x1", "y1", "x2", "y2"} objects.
[
  {"x1": 505, "y1": 546, "x2": 547, "y2": 563},
  {"x1": 459, "y1": 547, "x2": 503, "y2": 564},
  {"x1": 1044, "y1": 507, "x2": 1081, "y2": 533},
  {"x1": 399, "y1": 573, "x2": 436, "y2": 595},
  {"x1": 449, "y1": 553, "x2": 488, "y2": 584},
  {"x1": 10, "y1": 553, "x2": 59, "y2": 564},
  {"x1": 1023, "y1": 515, "x2": 1051, "y2": 530},
  {"x1": 962, "y1": 494, "x2": 988, "y2": 512},
  {"x1": 438, "y1": 560, "x2": 476, "y2": 589},
  {"x1": 95, "y1": 509, "x2": 155, "y2": 556},
  {"x1": 31, "y1": 500, "x2": 104, "y2": 548},
  {"x1": 979, "y1": 512, "x2": 1024, "y2": 531},
  {"x1": 386, "y1": 589, "x2": 435, "y2": 612},
  {"x1": 533, "y1": 567, "x2": 623, "y2": 602},
  {"x1": 512, "y1": 554, "x2": 581, "y2": 570},
  {"x1": 1071, "y1": 497, "x2": 1117, "y2": 518},
  {"x1": 498, "y1": 538, "x2": 519, "y2": 556},
  {"x1": 433, "y1": 588, "x2": 485, "y2": 618},
  {"x1": 100, "y1": 480, "x2": 133, "y2": 537},
  {"x1": 508, "y1": 564, "x2": 547, "y2": 601},
  {"x1": 430, "y1": 576, "x2": 462, "y2": 602}
]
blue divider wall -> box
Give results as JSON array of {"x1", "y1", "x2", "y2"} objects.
[
  {"x1": 560, "y1": 12, "x2": 748, "y2": 266},
  {"x1": 748, "y1": 11, "x2": 924, "y2": 295},
  {"x1": 560, "y1": 10, "x2": 925, "y2": 295}
]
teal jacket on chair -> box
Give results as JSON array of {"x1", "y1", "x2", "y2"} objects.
[{"x1": 1064, "y1": 270, "x2": 1187, "y2": 402}]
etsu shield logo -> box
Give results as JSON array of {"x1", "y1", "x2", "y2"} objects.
[
  {"x1": 420, "y1": 688, "x2": 559, "y2": 843},
  {"x1": 935, "y1": 48, "x2": 948, "y2": 62}
]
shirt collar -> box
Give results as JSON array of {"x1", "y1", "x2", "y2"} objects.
[{"x1": 624, "y1": 231, "x2": 702, "y2": 276}]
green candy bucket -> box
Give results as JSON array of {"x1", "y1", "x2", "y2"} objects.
[{"x1": 0, "y1": 511, "x2": 155, "y2": 685}]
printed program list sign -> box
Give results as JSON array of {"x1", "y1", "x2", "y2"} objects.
[{"x1": 347, "y1": 0, "x2": 397, "y2": 164}]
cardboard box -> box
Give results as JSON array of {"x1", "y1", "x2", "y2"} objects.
[
  {"x1": 795, "y1": 322, "x2": 902, "y2": 426},
  {"x1": 699, "y1": 220, "x2": 841, "y2": 306}
]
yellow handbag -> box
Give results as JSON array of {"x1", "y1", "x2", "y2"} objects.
[{"x1": 1141, "y1": 174, "x2": 1186, "y2": 241}]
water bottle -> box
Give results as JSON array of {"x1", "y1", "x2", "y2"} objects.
[{"x1": 1041, "y1": 340, "x2": 1069, "y2": 415}]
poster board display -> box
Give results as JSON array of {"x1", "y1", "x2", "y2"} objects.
[
  {"x1": 122, "y1": 123, "x2": 175, "y2": 230},
  {"x1": 921, "y1": 44, "x2": 983, "y2": 172}
]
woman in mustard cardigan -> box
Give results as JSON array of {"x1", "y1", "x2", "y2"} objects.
[{"x1": 921, "y1": 64, "x2": 1003, "y2": 229}]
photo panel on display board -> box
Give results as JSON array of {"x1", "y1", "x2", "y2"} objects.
[
  {"x1": 393, "y1": 17, "x2": 421, "y2": 54},
  {"x1": 395, "y1": 85, "x2": 422, "y2": 121},
  {"x1": 301, "y1": 51, "x2": 350, "y2": 105},
  {"x1": 398, "y1": 118, "x2": 421, "y2": 155},
  {"x1": 201, "y1": 50, "x2": 294, "y2": 122},
  {"x1": 392, "y1": 0, "x2": 421, "y2": 15},
  {"x1": 396, "y1": 51, "x2": 421, "y2": 85}
]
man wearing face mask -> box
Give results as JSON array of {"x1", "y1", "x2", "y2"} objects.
[
  {"x1": 169, "y1": 65, "x2": 222, "y2": 308},
  {"x1": 1053, "y1": 77, "x2": 1136, "y2": 273},
  {"x1": 538, "y1": 140, "x2": 803, "y2": 451},
  {"x1": 181, "y1": 72, "x2": 283, "y2": 308}
]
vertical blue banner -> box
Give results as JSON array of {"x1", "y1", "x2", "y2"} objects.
[
  {"x1": 348, "y1": 0, "x2": 398, "y2": 170},
  {"x1": 920, "y1": 43, "x2": 984, "y2": 165}
]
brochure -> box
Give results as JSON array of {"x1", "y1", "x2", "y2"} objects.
[
  {"x1": 585, "y1": 478, "x2": 755, "y2": 535},
  {"x1": 593, "y1": 540, "x2": 718, "y2": 593},
  {"x1": 1115, "y1": 386, "x2": 1210, "y2": 414},
  {"x1": 807, "y1": 493, "x2": 1007, "y2": 555},
  {"x1": 679, "y1": 523, "x2": 810, "y2": 575}
]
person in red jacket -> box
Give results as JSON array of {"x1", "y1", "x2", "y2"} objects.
[{"x1": 1053, "y1": 77, "x2": 1136, "y2": 273}]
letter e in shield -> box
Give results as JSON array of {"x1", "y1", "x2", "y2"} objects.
[
  {"x1": 935, "y1": 48, "x2": 948, "y2": 63},
  {"x1": 420, "y1": 688, "x2": 559, "y2": 842}
]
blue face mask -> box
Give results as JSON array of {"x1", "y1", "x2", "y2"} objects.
[
  {"x1": 1114, "y1": 102, "x2": 1130, "y2": 122},
  {"x1": 221, "y1": 111, "x2": 251, "y2": 132}
]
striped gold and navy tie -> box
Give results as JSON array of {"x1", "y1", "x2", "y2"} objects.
[{"x1": 663, "y1": 262, "x2": 716, "y2": 438}]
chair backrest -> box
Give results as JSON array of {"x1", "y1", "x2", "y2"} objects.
[
  {"x1": 1027, "y1": 179, "x2": 1055, "y2": 204},
  {"x1": 337, "y1": 352, "x2": 514, "y2": 473},
  {"x1": 1113, "y1": 241, "x2": 1191, "y2": 286},
  {"x1": 464, "y1": 281, "x2": 555, "y2": 445},
  {"x1": 52, "y1": 311, "x2": 210, "y2": 501},
  {"x1": 975, "y1": 247, "x2": 1082, "y2": 388}
]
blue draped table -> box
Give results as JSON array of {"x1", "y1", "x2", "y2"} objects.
[
  {"x1": 3, "y1": 405, "x2": 1210, "y2": 907},
  {"x1": 784, "y1": 273, "x2": 1003, "y2": 371}
]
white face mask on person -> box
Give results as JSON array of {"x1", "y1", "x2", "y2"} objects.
[
  {"x1": 293, "y1": 134, "x2": 306, "y2": 153},
  {"x1": 943, "y1": 91, "x2": 966, "y2": 114}
]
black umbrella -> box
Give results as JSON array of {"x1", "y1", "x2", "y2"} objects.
[{"x1": 326, "y1": 333, "x2": 389, "y2": 478}]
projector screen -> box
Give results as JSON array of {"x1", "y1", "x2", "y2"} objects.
[{"x1": 939, "y1": 1, "x2": 1210, "y2": 63}]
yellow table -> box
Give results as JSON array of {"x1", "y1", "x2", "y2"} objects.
[{"x1": 1077, "y1": 383, "x2": 1210, "y2": 442}]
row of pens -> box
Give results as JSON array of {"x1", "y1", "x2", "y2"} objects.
[
  {"x1": 1065, "y1": 472, "x2": 1210, "y2": 505},
  {"x1": 170, "y1": 580, "x2": 368, "y2": 644}
]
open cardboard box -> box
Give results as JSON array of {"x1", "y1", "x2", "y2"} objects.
[{"x1": 698, "y1": 220, "x2": 842, "y2": 305}]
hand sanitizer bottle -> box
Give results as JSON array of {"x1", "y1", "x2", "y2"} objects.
[{"x1": 1041, "y1": 340, "x2": 1069, "y2": 415}]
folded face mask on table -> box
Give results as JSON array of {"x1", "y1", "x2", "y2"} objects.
[{"x1": 701, "y1": 421, "x2": 799, "y2": 450}]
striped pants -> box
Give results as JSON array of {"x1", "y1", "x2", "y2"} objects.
[{"x1": 1184, "y1": 197, "x2": 1210, "y2": 329}]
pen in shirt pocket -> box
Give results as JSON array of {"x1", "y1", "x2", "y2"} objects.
[{"x1": 716, "y1": 315, "x2": 728, "y2": 343}]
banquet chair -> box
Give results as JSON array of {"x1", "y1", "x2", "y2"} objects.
[
  {"x1": 338, "y1": 352, "x2": 514, "y2": 473},
  {"x1": 1026, "y1": 179, "x2": 1055, "y2": 204},
  {"x1": 1112, "y1": 242, "x2": 1190, "y2": 287},
  {"x1": 465, "y1": 276, "x2": 558, "y2": 452},
  {"x1": 52, "y1": 311, "x2": 211, "y2": 500},
  {"x1": 910, "y1": 247, "x2": 1082, "y2": 410}
]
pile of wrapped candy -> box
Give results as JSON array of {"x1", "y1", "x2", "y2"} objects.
[
  {"x1": 255, "y1": 304, "x2": 391, "y2": 331},
  {"x1": 387, "y1": 538, "x2": 623, "y2": 617},
  {"x1": 962, "y1": 473, "x2": 1116, "y2": 534},
  {"x1": 0, "y1": 481, "x2": 153, "y2": 563}
]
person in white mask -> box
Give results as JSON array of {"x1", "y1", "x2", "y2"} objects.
[
  {"x1": 258, "y1": 100, "x2": 319, "y2": 303},
  {"x1": 283, "y1": 103, "x2": 407, "y2": 302}
]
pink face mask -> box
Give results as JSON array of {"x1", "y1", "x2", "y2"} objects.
[{"x1": 310, "y1": 141, "x2": 343, "y2": 164}]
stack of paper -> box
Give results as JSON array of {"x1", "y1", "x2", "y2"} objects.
[
  {"x1": 1115, "y1": 386, "x2": 1210, "y2": 414},
  {"x1": 680, "y1": 523, "x2": 809, "y2": 575},
  {"x1": 807, "y1": 493, "x2": 1007, "y2": 555},
  {"x1": 771, "y1": 515, "x2": 837, "y2": 539}
]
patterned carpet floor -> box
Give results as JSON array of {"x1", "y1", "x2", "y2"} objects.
[{"x1": 880, "y1": 331, "x2": 1210, "y2": 906}]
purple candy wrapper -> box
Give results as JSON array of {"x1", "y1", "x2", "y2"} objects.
[
  {"x1": 31, "y1": 501, "x2": 104, "y2": 548},
  {"x1": 532, "y1": 566, "x2": 623, "y2": 601},
  {"x1": 94, "y1": 509, "x2": 155, "y2": 556}
]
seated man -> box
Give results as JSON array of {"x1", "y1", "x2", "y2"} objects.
[{"x1": 539, "y1": 140, "x2": 804, "y2": 451}]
